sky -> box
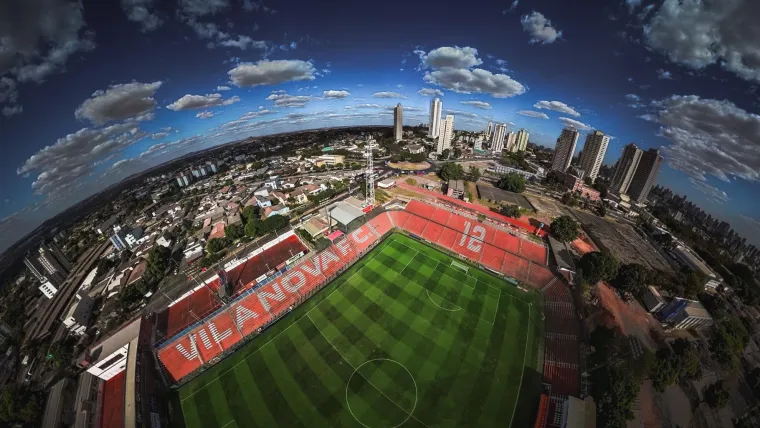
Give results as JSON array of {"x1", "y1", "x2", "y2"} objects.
[{"x1": 2, "y1": 0, "x2": 760, "y2": 253}]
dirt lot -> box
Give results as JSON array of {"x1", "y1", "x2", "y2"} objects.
[
  {"x1": 571, "y1": 210, "x2": 672, "y2": 272},
  {"x1": 387, "y1": 161, "x2": 431, "y2": 171},
  {"x1": 595, "y1": 281, "x2": 663, "y2": 350},
  {"x1": 524, "y1": 194, "x2": 570, "y2": 225}
]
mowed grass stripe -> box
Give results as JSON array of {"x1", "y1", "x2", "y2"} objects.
[
  {"x1": 243, "y1": 351, "x2": 303, "y2": 427},
  {"x1": 230, "y1": 362, "x2": 280, "y2": 428},
  {"x1": 184, "y1": 380, "x2": 222, "y2": 428}
]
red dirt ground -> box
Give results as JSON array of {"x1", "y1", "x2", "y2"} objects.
[{"x1": 595, "y1": 281, "x2": 660, "y2": 349}]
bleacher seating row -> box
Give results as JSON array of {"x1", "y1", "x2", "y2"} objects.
[{"x1": 156, "y1": 207, "x2": 559, "y2": 384}]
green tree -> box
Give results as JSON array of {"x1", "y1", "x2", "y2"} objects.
[
  {"x1": 206, "y1": 237, "x2": 230, "y2": 254},
  {"x1": 453, "y1": 147, "x2": 462, "y2": 159},
  {"x1": 704, "y1": 381, "x2": 730, "y2": 409},
  {"x1": 613, "y1": 263, "x2": 650, "y2": 295},
  {"x1": 500, "y1": 204, "x2": 521, "y2": 219},
  {"x1": 496, "y1": 173, "x2": 526, "y2": 193},
  {"x1": 469, "y1": 165, "x2": 481, "y2": 182},
  {"x1": 146, "y1": 245, "x2": 172, "y2": 279},
  {"x1": 594, "y1": 364, "x2": 641, "y2": 427},
  {"x1": 441, "y1": 148, "x2": 450, "y2": 159},
  {"x1": 561, "y1": 192, "x2": 579, "y2": 207},
  {"x1": 550, "y1": 215, "x2": 580, "y2": 243},
  {"x1": 225, "y1": 223, "x2": 243, "y2": 240},
  {"x1": 244, "y1": 219, "x2": 258, "y2": 237},
  {"x1": 438, "y1": 163, "x2": 465, "y2": 181},
  {"x1": 578, "y1": 251, "x2": 620, "y2": 284}
]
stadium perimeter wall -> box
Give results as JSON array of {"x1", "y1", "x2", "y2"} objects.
[{"x1": 155, "y1": 205, "x2": 557, "y2": 387}]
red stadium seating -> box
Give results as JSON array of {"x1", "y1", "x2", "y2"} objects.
[
  {"x1": 527, "y1": 265, "x2": 556, "y2": 289},
  {"x1": 404, "y1": 213, "x2": 428, "y2": 236},
  {"x1": 437, "y1": 227, "x2": 459, "y2": 251},
  {"x1": 405, "y1": 200, "x2": 437, "y2": 218},
  {"x1": 157, "y1": 333, "x2": 205, "y2": 382},
  {"x1": 231, "y1": 291, "x2": 271, "y2": 336},
  {"x1": 490, "y1": 229, "x2": 521, "y2": 255},
  {"x1": 430, "y1": 207, "x2": 452, "y2": 225},
  {"x1": 519, "y1": 240, "x2": 548, "y2": 265},
  {"x1": 479, "y1": 244, "x2": 506, "y2": 272},
  {"x1": 101, "y1": 371, "x2": 126, "y2": 428},
  {"x1": 367, "y1": 212, "x2": 394, "y2": 236},
  {"x1": 421, "y1": 221, "x2": 445, "y2": 242},
  {"x1": 389, "y1": 210, "x2": 410, "y2": 228},
  {"x1": 347, "y1": 225, "x2": 378, "y2": 253},
  {"x1": 533, "y1": 394, "x2": 550, "y2": 428},
  {"x1": 445, "y1": 214, "x2": 470, "y2": 233},
  {"x1": 500, "y1": 253, "x2": 530, "y2": 283}
]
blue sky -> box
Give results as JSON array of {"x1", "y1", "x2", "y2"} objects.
[{"x1": 2, "y1": 0, "x2": 760, "y2": 252}]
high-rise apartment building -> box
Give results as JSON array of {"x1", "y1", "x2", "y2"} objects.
[
  {"x1": 24, "y1": 242, "x2": 71, "y2": 287},
  {"x1": 428, "y1": 98, "x2": 442, "y2": 138},
  {"x1": 505, "y1": 132, "x2": 517, "y2": 152},
  {"x1": 578, "y1": 130, "x2": 610, "y2": 182},
  {"x1": 628, "y1": 148, "x2": 663, "y2": 202},
  {"x1": 514, "y1": 129, "x2": 529, "y2": 152},
  {"x1": 393, "y1": 103, "x2": 403, "y2": 142},
  {"x1": 490, "y1": 124, "x2": 507, "y2": 154},
  {"x1": 610, "y1": 143, "x2": 643, "y2": 194},
  {"x1": 551, "y1": 127, "x2": 580, "y2": 172},
  {"x1": 485, "y1": 121, "x2": 493, "y2": 139},
  {"x1": 436, "y1": 115, "x2": 454, "y2": 155}
]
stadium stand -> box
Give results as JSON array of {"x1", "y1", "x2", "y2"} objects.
[
  {"x1": 520, "y1": 239, "x2": 549, "y2": 265},
  {"x1": 155, "y1": 203, "x2": 560, "y2": 385},
  {"x1": 533, "y1": 394, "x2": 550, "y2": 428},
  {"x1": 100, "y1": 371, "x2": 126, "y2": 428}
]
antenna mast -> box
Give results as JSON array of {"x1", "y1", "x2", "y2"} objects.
[{"x1": 365, "y1": 137, "x2": 375, "y2": 208}]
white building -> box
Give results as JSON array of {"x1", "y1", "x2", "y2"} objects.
[
  {"x1": 393, "y1": 103, "x2": 403, "y2": 142},
  {"x1": 485, "y1": 121, "x2": 493, "y2": 140},
  {"x1": 436, "y1": 115, "x2": 454, "y2": 155},
  {"x1": 39, "y1": 281, "x2": 58, "y2": 299},
  {"x1": 515, "y1": 129, "x2": 529, "y2": 152},
  {"x1": 428, "y1": 98, "x2": 442, "y2": 138},
  {"x1": 551, "y1": 127, "x2": 580, "y2": 172},
  {"x1": 490, "y1": 124, "x2": 507, "y2": 154},
  {"x1": 474, "y1": 134, "x2": 484, "y2": 151},
  {"x1": 505, "y1": 131, "x2": 517, "y2": 152},
  {"x1": 183, "y1": 241, "x2": 205, "y2": 263},
  {"x1": 672, "y1": 245, "x2": 722, "y2": 289},
  {"x1": 578, "y1": 130, "x2": 610, "y2": 182},
  {"x1": 63, "y1": 291, "x2": 95, "y2": 336}
]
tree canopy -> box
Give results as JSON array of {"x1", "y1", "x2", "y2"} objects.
[
  {"x1": 649, "y1": 339, "x2": 702, "y2": 391},
  {"x1": 469, "y1": 166, "x2": 481, "y2": 182},
  {"x1": 550, "y1": 215, "x2": 579, "y2": 243},
  {"x1": 704, "y1": 381, "x2": 730, "y2": 409},
  {"x1": 225, "y1": 223, "x2": 243, "y2": 240},
  {"x1": 496, "y1": 172, "x2": 526, "y2": 193},
  {"x1": 578, "y1": 251, "x2": 619, "y2": 284},
  {"x1": 500, "y1": 204, "x2": 521, "y2": 219},
  {"x1": 613, "y1": 263, "x2": 651, "y2": 295},
  {"x1": 146, "y1": 245, "x2": 172, "y2": 279},
  {"x1": 438, "y1": 163, "x2": 464, "y2": 181}
]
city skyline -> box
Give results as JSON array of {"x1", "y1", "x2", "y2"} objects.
[{"x1": 2, "y1": 0, "x2": 760, "y2": 251}]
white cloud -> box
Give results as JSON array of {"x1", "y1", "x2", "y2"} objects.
[
  {"x1": 424, "y1": 67, "x2": 526, "y2": 98},
  {"x1": 372, "y1": 91, "x2": 407, "y2": 99},
  {"x1": 740, "y1": 215, "x2": 760, "y2": 231},
  {"x1": 266, "y1": 91, "x2": 312, "y2": 107},
  {"x1": 534, "y1": 100, "x2": 580, "y2": 116},
  {"x1": 418, "y1": 46, "x2": 482, "y2": 69},
  {"x1": 228, "y1": 59, "x2": 316, "y2": 87},
  {"x1": 217, "y1": 85, "x2": 231, "y2": 91},
  {"x1": 167, "y1": 93, "x2": 240, "y2": 111},
  {"x1": 559, "y1": 117, "x2": 592, "y2": 131},
  {"x1": 121, "y1": 0, "x2": 163, "y2": 32},
  {"x1": 178, "y1": 0, "x2": 230, "y2": 17},
  {"x1": 417, "y1": 88, "x2": 444, "y2": 97},
  {"x1": 218, "y1": 35, "x2": 268, "y2": 50},
  {"x1": 521, "y1": 11, "x2": 562, "y2": 44},
  {"x1": 185, "y1": 20, "x2": 229, "y2": 40},
  {"x1": 649, "y1": 95, "x2": 760, "y2": 184},
  {"x1": 353, "y1": 104, "x2": 381, "y2": 109},
  {"x1": 75, "y1": 81, "x2": 163, "y2": 125},
  {"x1": 689, "y1": 177, "x2": 729, "y2": 204},
  {"x1": 625, "y1": 94, "x2": 641, "y2": 101},
  {"x1": 444, "y1": 109, "x2": 477, "y2": 119},
  {"x1": 196, "y1": 111, "x2": 215, "y2": 119},
  {"x1": 17, "y1": 122, "x2": 147, "y2": 195},
  {"x1": 644, "y1": 0, "x2": 760, "y2": 82},
  {"x1": 656, "y1": 68, "x2": 673, "y2": 79},
  {"x1": 2, "y1": 105, "x2": 22, "y2": 118},
  {"x1": 518, "y1": 110, "x2": 549, "y2": 119},
  {"x1": 460, "y1": 100, "x2": 492, "y2": 109},
  {"x1": 504, "y1": 0, "x2": 519, "y2": 13},
  {"x1": 322, "y1": 90, "x2": 351, "y2": 99}
]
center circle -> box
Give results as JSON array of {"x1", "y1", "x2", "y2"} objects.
[{"x1": 345, "y1": 358, "x2": 418, "y2": 428}]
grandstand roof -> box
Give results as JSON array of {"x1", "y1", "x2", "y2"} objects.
[
  {"x1": 88, "y1": 318, "x2": 141, "y2": 366},
  {"x1": 330, "y1": 203, "x2": 364, "y2": 226},
  {"x1": 565, "y1": 396, "x2": 586, "y2": 428}
]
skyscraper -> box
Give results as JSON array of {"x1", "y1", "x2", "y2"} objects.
[
  {"x1": 610, "y1": 143, "x2": 642, "y2": 194},
  {"x1": 515, "y1": 129, "x2": 529, "y2": 152},
  {"x1": 486, "y1": 121, "x2": 493, "y2": 139},
  {"x1": 505, "y1": 131, "x2": 517, "y2": 152},
  {"x1": 551, "y1": 127, "x2": 580, "y2": 172},
  {"x1": 628, "y1": 148, "x2": 663, "y2": 203},
  {"x1": 436, "y1": 115, "x2": 454, "y2": 154},
  {"x1": 393, "y1": 103, "x2": 403, "y2": 142},
  {"x1": 491, "y1": 124, "x2": 507, "y2": 154},
  {"x1": 428, "y1": 98, "x2": 442, "y2": 138},
  {"x1": 578, "y1": 130, "x2": 610, "y2": 182},
  {"x1": 24, "y1": 242, "x2": 71, "y2": 287}
]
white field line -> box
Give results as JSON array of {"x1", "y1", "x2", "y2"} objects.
[{"x1": 508, "y1": 302, "x2": 531, "y2": 428}]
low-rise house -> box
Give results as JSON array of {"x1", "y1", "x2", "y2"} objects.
[
  {"x1": 209, "y1": 221, "x2": 226, "y2": 240},
  {"x1": 263, "y1": 205, "x2": 290, "y2": 218},
  {"x1": 255, "y1": 195, "x2": 272, "y2": 208},
  {"x1": 272, "y1": 191, "x2": 288, "y2": 205}
]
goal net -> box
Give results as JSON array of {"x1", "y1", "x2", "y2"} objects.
[{"x1": 451, "y1": 260, "x2": 469, "y2": 274}]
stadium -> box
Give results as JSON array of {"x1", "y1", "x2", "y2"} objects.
[{"x1": 88, "y1": 198, "x2": 582, "y2": 428}]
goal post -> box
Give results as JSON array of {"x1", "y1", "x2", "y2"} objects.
[{"x1": 451, "y1": 260, "x2": 469, "y2": 274}]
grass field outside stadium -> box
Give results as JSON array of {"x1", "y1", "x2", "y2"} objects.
[{"x1": 175, "y1": 233, "x2": 544, "y2": 428}]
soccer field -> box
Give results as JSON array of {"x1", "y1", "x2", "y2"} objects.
[{"x1": 176, "y1": 233, "x2": 543, "y2": 428}]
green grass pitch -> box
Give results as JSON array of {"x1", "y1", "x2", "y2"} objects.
[{"x1": 175, "y1": 233, "x2": 543, "y2": 428}]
